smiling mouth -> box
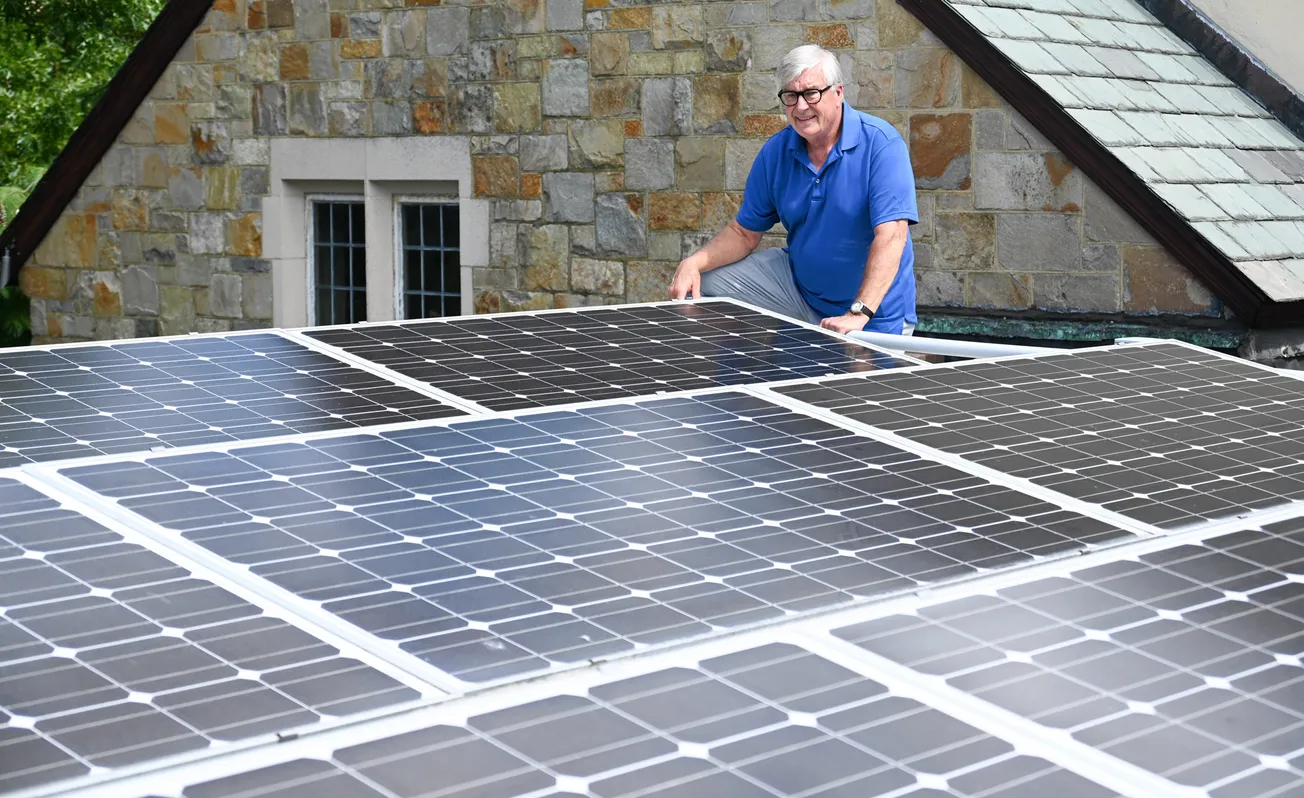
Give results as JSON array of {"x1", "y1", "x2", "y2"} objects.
[{"x1": 795, "y1": 114, "x2": 816, "y2": 123}]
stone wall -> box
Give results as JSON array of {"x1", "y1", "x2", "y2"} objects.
[{"x1": 19, "y1": 0, "x2": 1221, "y2": 343}]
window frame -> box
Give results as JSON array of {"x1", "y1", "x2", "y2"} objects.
[
  {"x1": 304, "y1": 192, "x2": 368, "y2": 327},
  {"x1": 392, "y1": 195, "x2": 464, "y2": 321}
]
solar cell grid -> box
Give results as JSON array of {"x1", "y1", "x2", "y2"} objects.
[
  {"x1": 833, "y1": 514, "x2": 1304, "y2": 798},
  {"x1": 0, "y1": 477, "x2": 423, "y2": 795},
  {"x1": 302, "y1": 301, "x2": 911, "y2": 411},
  {"x1": 61, "y1": 392, "x2": 1132, "y2": 686},
  {"x1": 774, "y1": 342, "x2": 1304, "y2": 529},
  {"x1": 0, "y1": 333, "x2": 464, "y2": 468},
  {"x1": 144, "y1": 642, "x2": 1119, "y2": 798}
]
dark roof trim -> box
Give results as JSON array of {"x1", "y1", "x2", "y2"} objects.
[
  {"x1": 0, "y1": 0, "x2": 215, "y2": 288},
  {"x1": 898, "y1": 0, "x2": 1295, "y2": 328},
  {"x1": 1135, "y1": 0, "x2": 1304, "y2": 145}
]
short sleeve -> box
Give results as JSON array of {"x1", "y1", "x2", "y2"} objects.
[
  {"x1": 867, "y1": 128, "x2": 919, "y2": 229},
  {"x1": 735, "y1": 146, "x2": 780, "y2": 233}
]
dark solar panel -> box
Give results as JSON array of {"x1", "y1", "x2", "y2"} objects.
[
  {"x1": 834, "y1": 514, "x2": 1304, "y2": 797},
  {"x1": 301, "y1": 301, "x2": 912, "y2": 412},
  {"x1": 0, "y1": 332, "x2": 465, "y2": 468},
  {"x1": 159, "y1": 642, "x2": 1119, "y2": 798},
  {"x1": 62, "y1": 392, "x2": 1132, "y2": 686},
  {"x1": 774, "y1": 342, "x2": 1304, "y2": 529},
  {"x1": 0, "y1": 477, "x2": 421, "y2": 793}
]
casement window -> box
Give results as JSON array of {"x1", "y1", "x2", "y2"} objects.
[
  {"x1": 397, "y1": 201, "x2": 461, "y2": 320},
  {"x1": 307, "y1": 196, "x2": 366, "y2": 325}
]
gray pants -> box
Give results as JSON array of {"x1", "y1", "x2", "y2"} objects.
[{"x1": 699, "y1": 248, "x2": 914, "y2": 335}]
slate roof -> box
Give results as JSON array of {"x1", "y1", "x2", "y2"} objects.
[{"x1": 940, "y1": 0, "x2": 1304, "y2": 307}]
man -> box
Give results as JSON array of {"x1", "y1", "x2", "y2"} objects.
[{"x1": 668, "y1": 44, "x2": 919, "y2": 335}]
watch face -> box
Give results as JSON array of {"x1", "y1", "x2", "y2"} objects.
[{"x1": 850, "y1": 302, "x2": 864, "y2": 315}]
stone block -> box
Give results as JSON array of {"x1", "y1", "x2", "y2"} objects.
[
  {"x1": 705, "y1": 29, "x2": 751, "y2": 72},
  {"x1": 910, "y1": 113, "x2": 971, "y2": 191},
  {"x1": 569, "y1": 119, "x2": 624, "y2": 169},
  {"x1": 1083, "y1": 243, "x2": 1120, "y2": 272},
  {"x1": 230, "y1": 213, "x2": 262, "y2": 257},
  {"x1": 702, "y1": 192, "x2": 743, "y2": 229},
  {"x1": 469, "y1": 41, "x2": 516, "y2": 82},
  {"x1": 628, "y1": 52, "x2": 675, "y2": 75},
  {"x1": 626, "y1": 261, "x2": 675, "y2": 302},
  {"x1": 474, "y1": 155, "x2": 520, "y2": 198},
  {"x1": 190, "y1": 121, "x2": 231, "y2": 165},
  {"x1": 592, "y1": 78, "x2": 641, "y2": 117},
  {"x1": 693, "y1": 74, "x2": 741, "y2": 134},
  {"x1": 109, "y1": 189, "x2": 149, "y2": 232},
  {"x1": 961, "y1": 63, "x2": 1002, "y2": 109},
  {"x1": 647, "y1": 231, "x2": 681, "y2": 261},
  {"x1": 204, "y1": 168, "x2": 241, "y2": 210},
  {"x1": 93, "y1": 318, "x2": 137, "y2": 340},
  {"x1": 241, "y1": 32, "x2": 280, "y2": 83},
  {"x1": 19, "y1": 267, "x2": 69, "y2": 301},
  {"x1": 743, "y1": 115, "x2": 787, "y2": 137},
  {"x1": 243, "y1": 274, "x2": 273, "y2": 320},
  {"x1": 294, "y1": 0, "x2": 331, "y2": 40},
  {"x1": 505, "y1": 0, "x2": 545, "y2": 35},
  {"x1": 281, "y1": 43, "x2": 309, "y2": 79},
  {"x1": 974, "y1": 152, "x2": 1083, "y2": 213},
  {"x1": 521, "y1": 224, "x2": 570, "y2": 290},
  {"x1": 373, "y1": 100, "x2": 412, "y2": 134},
  {"x1": 676, "y1": 53, "x2": 706, "y2": 76},
  {"x1": 596, "y1": 193, "x2": 647, "y2": 257},
  {"x1": 490, "y1": 221, "x2": 520, "y2": 267},
  {"x1": 572, "y1": 225, "x2": 598, "y2": 255},
  {"x1": 288, "y1": 85, "x2": 326, "y2": 134},
  {"x1": 771, "y1": 0, "x2": 819, "y2": 21},
  {"x1": 35, "y1": 214, "x2": 97, "y2": 269},
  {"x1": 521, "y1": 135, "x2": 568, "y2": 171},
  {"x1": 329, "y1": 101, "x2": 370, "y2": 135},
  {"x1": 266, "y1": 0, "x2": 293, "y2": 28},
  {"x1": 349, "y1": 10, "x2": 380, "y2": 38},
  {"x1": 649, "y1": 192, "x2": 701, "y2": 230},
  {"x1": 493, "y1": 83, "x2": 541, "y2": 132},
  {"x1": 1035, "y1": 273, "x2": 1120, "y2": 313},
  {"x1": 542, "y1": 59, "x2": 589, "y2": 116},
  {"x1": 933, "y1": 213, "x2": 995, "y2": 271},
  {"x1": 742, "y1": 72, "x2": 778, "y2": 112},
  {"x1": 996, "y1": 214, "x2": 1081, "y2": 272},
  {"x1": 878, "y1": 0, "x2": 935, "y2": 48},
  {"x1": 805, "y1": 24, "x2": 853, "y2": 48},
  {"x1": 542, "y1": 172, "x2": 595, "y2": 222},
  {"x1": 1084, "y1": 180, "x2": 1154, "y2": 244},
  {"x1": 571, "y1": 257, "x2": 625, "y2": 295},
  {"x1": 365, "y1": 59, "x2": 403, "y2": 98},
  {"x1": 154, "y1": 104, "x2": 189, "y2": 145},
  {"x1": 641, "y1": 77, "x2": 691, "y2": 136},
  {"x1": 428, "y1": 8, "x2": 469, "y2": 56},
  {"x1": 610, "y1": 8, "x2": 651, "y2": 29},
  {"x1": 848, "y1": 50, "x2": 894, "y2": 109},
  {"x1": 894, "y1": 49, "x2": 958, "y2": 108},
  {"x1": 823, "y1": 0, "x2": 874, "y2": 19},
  {"x1": 548, "y1": 0, "x2": 583, "y2": 31},
  {"x1": 232, "y1": 257, "x2": 272, "y2": 274},
  {"x1": 452, "y1": 84, "x2": 494, "y2": 133},
  {"x1": 974, "y1": 109, "x2": 1005, "y2": 150},
  {"x1": 209, "y1": 273, "x2": 243, "y2": 318},
  {"x1": 724, "y1": 138, "x2": 764, "y2": 191},
  {"x1": 413, "y1": 100, "x2": 448, "y2": 134},
  {"x1": 91, "y1": 272, "x2": 122, "y2": 318},
  {"x1": 624, "y1": 138, "x2": 675, "y2": 190},
  {"x1": 916, "y1": 269, "x2": 964, "y2": 307},
  {"x1": 384, "y1": 10, "x2": 425, "y2": 57},
  {"x1": 652, "y1": 6, "x2": 703, "y2": 50},
  {"x1": 750, "y1": 25, "x2": 804, "y2": 71},
  {"x1": 1123, "y1": 245, "x2": 1214, "y2": 314},
  {"x1": 1007, "y1": 111, "x2": 1053, "y2": 151},
  {"x1": 967, "y1": 272, "x2": 1031, "y2": 309},
  {"x1": 591, "y1": 32, "x2": 629, "y2": 75},
  {"x1": 677, "y1": 137, "x2": 725, "y2": 191}
]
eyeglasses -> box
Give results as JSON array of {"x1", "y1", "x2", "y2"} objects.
[{"x1": 778, "y1": 84, "x2": 834, "y2": 107}]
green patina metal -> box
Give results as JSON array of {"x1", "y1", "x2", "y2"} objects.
[{"x1": 916, "y1": 313, "x2": 1246, "y2": 351}]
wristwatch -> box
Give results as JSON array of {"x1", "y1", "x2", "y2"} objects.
[{"x1": 849, "y1": 301, "x2": 875, "y2": 319}]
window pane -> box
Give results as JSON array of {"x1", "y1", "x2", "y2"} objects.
[
  {"x1": 330, "y1": 247, "x2": 349, "y2": 287},
  {"x1": 405, "y1": 249, "x2": 422, "y2": 293},
  {"x1": 314, "y1": 203, "x2": 331, "y2": 244},
  {"x1": 442, "y1": 295, "x2": 460, "y2": 317},
  {"x1": 422, "y1": 205, "x2": 442, "y2": 249},
  {"x1": 402, "y1": 205, "x2": 421, "y2": 247},
  {"x1": 351, "y1": 202, "x2": 366, "y2": 244},
  {"x1": 352, "y1": 246, "x2": 367, "y2": 287},
  {"x1": 443, "y1": 250, "x2": 461, "y2": 294},
  {"x1": 315, "y1": 289, "x2": 332, "y2": 325},
  {"x1": 333, "y1": 288, "x2": 350, "y2": 325},
  {"x1": 315, "y1": 245, "x2": 332, "y2": 284},
  {"x1": 331, "y1": 203, "x2": 350, "y2": 239},
  {"x1": 352, "y1": 289, "x2": 367, "y2": 323},
  {"x1": 442, "y1": 205, "x2": 460, "y2": 248}
]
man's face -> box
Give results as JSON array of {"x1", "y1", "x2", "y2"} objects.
[{"x1": 782, "y1": 65, "x2": 843, "y2": 142}]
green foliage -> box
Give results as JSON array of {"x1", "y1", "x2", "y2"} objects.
[
  {"x1": 0, "y1": 0, "x2": 165, "y2": 187},
  {"x1": 0, "y1": 287, "x2": 30, "y2": 347}
]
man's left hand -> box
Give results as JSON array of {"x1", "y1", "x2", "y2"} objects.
[{"x1": 819, "y1": 313, "x2": 871, "y2": 335}]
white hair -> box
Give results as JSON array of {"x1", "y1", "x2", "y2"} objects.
[{"x1": 775, "y1": 45, "x2": 843, "y2": 94}]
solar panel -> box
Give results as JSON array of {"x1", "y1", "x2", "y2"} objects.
[
  {"x1": 773, "y1": 342, "x2": 1304, "y2": 529},
  {"x1": 0, "y1": 332, "x2": 466, "y2": 468},
  {"x1": 59, "y1": 391, "x2": 1133, "y2": 687},
  {"x1": 123, "y1": 641, "x2": 1119, "y2": 798},
  {"x1": 0, "y1": 476, "x2": 427, "y2": 794},
  {"x1": 301, "y1": 300, "x2": 913, "y2": 412},
  {"x1": 832, "y1": 514, "x2": 1304, "y2": 797}
]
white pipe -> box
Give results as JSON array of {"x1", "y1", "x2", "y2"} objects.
[{"x1": 849, "y1": 330, "x2": 1061, "y2": 359}]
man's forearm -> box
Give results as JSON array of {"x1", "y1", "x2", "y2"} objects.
[
  {"x1": 855, "y1": 222, "x2": 909, "y2": 312},
  {"x1": 684, "y1": 221, "x2": 762, "y2": 273}
]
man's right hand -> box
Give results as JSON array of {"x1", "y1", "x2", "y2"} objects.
[{"x1": 668, "y1": 259, "x2": 702, "y2": 301}]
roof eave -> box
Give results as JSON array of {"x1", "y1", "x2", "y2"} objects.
[
  {"x1": 899, "y1": 0, "x2": 1282, "y2": 329},
  {"x1": 0, "y1": 0, "x2": 216, "y2": 288}
]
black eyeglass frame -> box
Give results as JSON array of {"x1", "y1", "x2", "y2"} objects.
[{"x1": 777, "y1": 84, "x2": 836, "y2": 107}]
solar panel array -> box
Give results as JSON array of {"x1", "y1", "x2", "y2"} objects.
[{"x1": 1, "y1": 298, "x2": 1302, "y2": 798}]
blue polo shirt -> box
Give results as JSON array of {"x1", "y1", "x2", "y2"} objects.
[{"x1": 736, "y1": 104, "x2": 919, "y2": 332}]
